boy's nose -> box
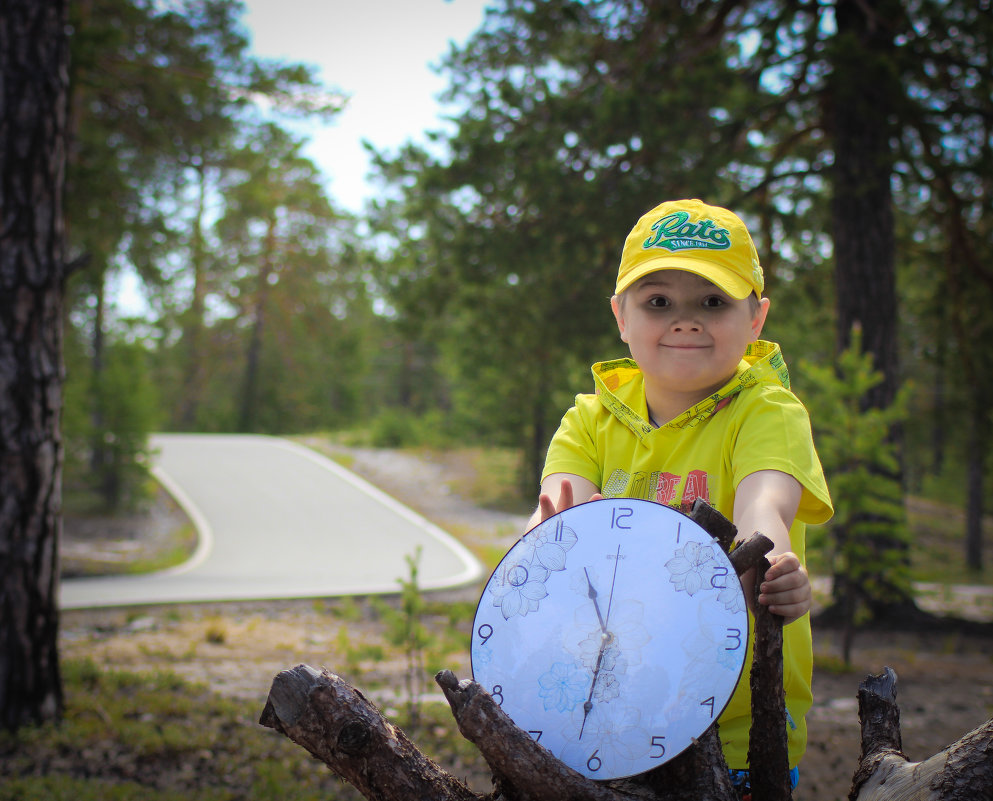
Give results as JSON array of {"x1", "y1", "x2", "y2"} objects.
[{"x1": 671, "y1": 318, "x2": 702, "y2": 332}]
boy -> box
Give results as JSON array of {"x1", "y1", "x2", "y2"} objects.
[{"x1": 527, "y1": 199, "x2": 833, "y2": 794}]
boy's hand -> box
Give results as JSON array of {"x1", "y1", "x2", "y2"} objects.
[
  {"x1": 526, "y1": 475, "x2": 602, "y2": 532},
  {"x1": 757, "y1": 551, "x2": 811, "y2": 625}
]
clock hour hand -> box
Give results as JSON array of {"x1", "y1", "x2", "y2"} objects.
[{"x1": 584, "y1": 567, "x2": 608, "y2": 633}]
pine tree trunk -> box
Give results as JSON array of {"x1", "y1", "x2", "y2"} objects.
[
  {"x1": 829, "y1": 0, "x2": 901, "y2": 411},
  {"x1": 178, "y1": 164, "x2": 209, "y2": 429},
  {"x1": 965, "y1": 399, "x2": 985, "y2": 572},
  {"x1": 0, "y1": 0, "x2": 69, "y2": 731},
  {"x1": 239, "y1": 217, "x2": 275, "y2": 432},
  {"x1": 826, "y1": 0, "x2": 913, "y2": 618}
]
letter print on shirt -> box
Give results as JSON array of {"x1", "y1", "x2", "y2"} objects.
[{"x1": 601, "y1": 469, "x2": 711, "y2": 510}]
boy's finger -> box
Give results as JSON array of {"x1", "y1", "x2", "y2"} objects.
[
  {"x1": 761, "y1": 569, "x2": 806, "y2": 593},
  {"x1": 538, "y1": 494, "x2": 557, "y2": 522},
  {"x1": 765, "y1": 552, "x2": 800, "y2": 573},
  {"x1": 556, "y1": 480, "x2": 574, "y2": 513}
]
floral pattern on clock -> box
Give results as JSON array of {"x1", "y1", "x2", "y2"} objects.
[
  {"x1": 488, "y1": 517, "x2": 578, "y2": 620},
  {"x1": 537, "y1": 662, "x2": 590, "y2": 713}
]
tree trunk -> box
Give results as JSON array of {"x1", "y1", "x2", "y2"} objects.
[
  {"x1": 964, "y1": 398, "x2": 985, "y2": 572},
  {"x1": 239, "y1": 217, "x2": 275, "y2": 432},
  {"x1": 826, "y1": 0, "x2": 913, "y2": 618},
  {"x1": 828, "y1": 0, "x2": 901, "y2": 411},
  {"x1": 0, "y1": 0, "x2": 69, "y2": 731},
  {"x1": 178, "y1": 163, "x2": 209, "y2": 429}
]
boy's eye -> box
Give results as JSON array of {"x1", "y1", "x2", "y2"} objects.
[
  {"x1": 702, "y1": 295, "x2": 725, "y2": 308},
  {"x1": 647, "y1": 296, "x2": 670, "y2": 308}
]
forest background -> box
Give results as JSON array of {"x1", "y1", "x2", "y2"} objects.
[{"x1": 62, "y1": 0, "x2": 992, "y2": 630}]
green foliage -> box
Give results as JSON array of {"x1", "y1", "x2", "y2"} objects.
[
  {"x1": 370, "y1": 548, "x2": 431, "y2": 729},
  {"x1": 63, "y1": 332, "x2": 160, "y2": 511},
  {"x1": 1, "y1": 658, "x2": 367, "y2": 801},
  {"x1": 371, "y1": 0, "x2": 771, "y2": 486},
  {"x1": 801, "y1": 329, "x2": 914, "y2": 658},
  {"x1": 64, "y1": 0, "x2": 372, "y2": 445},
  {"x1": 365, "y1": 409, "x2": 453, "y2": 449}
]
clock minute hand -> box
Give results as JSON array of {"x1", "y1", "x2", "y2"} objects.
[{"x1": 579, "y1": 632, "x2": 611, "y2": 739}]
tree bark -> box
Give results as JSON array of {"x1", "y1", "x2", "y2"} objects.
[
  {"x1": 964, "y1": 398, "x2": 985, "y2": 572},
  {"x1": 262, "y1": 661, "x2": 993, "y2": 801},
  {"x1": 828, "y1": 0, "x2": 902, "y2": 411},
  {"x1": 850, "y1": 668, "x2": 993, "y2": 801},
  {"x1": 260, "y1": 665, "x2": 480, "y2": 801},
  {"x1": 747, "y1": 557, "x2": 790, "y2": 801},
  {"x1": 178, "y1": 163, "x2": 209, "y2": 429},
  {"x1": 239, "y1": 216, "x2": 275, "y2": 432},
  {"x1": 826, "y1": 0, "x2": 914, "y2": 620},
  {"x1": 0, "y1": 0, "x2": 69, "y2": 730}
]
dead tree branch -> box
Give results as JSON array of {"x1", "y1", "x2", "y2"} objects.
[
  {"x1": 259, "y1": 665, "x2": 478, "y2": 801},
  {"x1": 748, "y1": 555, "x2": 790, "y2": 801},
  {"x1": 728, "y1": 533, "x2": 775, "y2": 576},
  {"x1": 849, "y1": 668, "x2": 993, "y2": 801},
  {"x1": 436, "y1": 669, "x2": 625, "y2": 801}
]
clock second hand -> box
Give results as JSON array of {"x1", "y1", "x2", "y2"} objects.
[{"x1": 579, "y1": 545, "x2": 622, "y2": 740}]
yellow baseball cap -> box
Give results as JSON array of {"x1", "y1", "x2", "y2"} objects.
[{"x1": 615, "y1": 199, "x2": 764, "y2": 299}]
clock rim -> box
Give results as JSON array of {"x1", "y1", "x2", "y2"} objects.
[{"x1": 469, "y1": 497, "x2": 750, "y2": 780}]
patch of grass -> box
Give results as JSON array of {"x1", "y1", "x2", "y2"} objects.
[
  {"x1": 812, "y1": 652, "x2": 857, "y2": 675},
  {"x1": 326, "y1": 595, "x2": 364, "y2": 622},
  {"x1": 0, "y1": 658, "x2": 375, "y2": 801},
  {"x1": 117, "y1": 523, "x2": 198, "y2": 575},
  {"x1": 443, "y1": 447, "x2": 532, "y2": 515},
  {"x1": 203, "y1": 617, "x2": 228, "y2": 645},
  {"x1": 806, "y1": 497, "x2": 993, "y2": 587},
  {"x1": 905, "y1": 497, "x2": 993, "y2": 585}
]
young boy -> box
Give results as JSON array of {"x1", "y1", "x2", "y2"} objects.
[{"x1": 527, "y1": 199, "x2": 833, "y2": 793}]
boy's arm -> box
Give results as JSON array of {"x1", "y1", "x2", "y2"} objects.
[
  {"x1": 733, "y1": 469, "x2": 810, "y2": 624},
  {"x1": 525, "y1": 473, "x2": 602, "y2": 532}
]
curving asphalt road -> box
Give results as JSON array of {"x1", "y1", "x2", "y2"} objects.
[{"x1": 60, "y1": 434, "x2": 485, "y2": 610}]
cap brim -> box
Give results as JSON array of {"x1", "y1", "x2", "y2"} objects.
[{"x1": 615, "y1": 256, "x2": 754, "y2": 299}]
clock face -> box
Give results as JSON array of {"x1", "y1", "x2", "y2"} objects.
[{"x1": 471, "y1": 498, "x2": 747, "y2": 781}]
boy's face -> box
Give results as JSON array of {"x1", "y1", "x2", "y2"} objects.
[{"x1": 611, "y1": 269, "x2": 770, "y2": 405}]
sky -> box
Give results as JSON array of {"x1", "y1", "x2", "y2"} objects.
[
  {"x1": 241, "y1": 0, "x2": 492, "y2": 212},
  {"x1": 112, "y1": 0, "x2": 491, "y2": 313}
]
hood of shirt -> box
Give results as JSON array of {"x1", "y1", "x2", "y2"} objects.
[{"x1": 590, "y1": 340, "x2": 792, "y2": 443}]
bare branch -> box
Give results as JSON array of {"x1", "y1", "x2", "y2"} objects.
[
  {"x1": 436, "y1": 670, "x2": 623, "y2": 801},
  {"x1": 747, "y1": 557, "x2": 791, "y2": 801},
  {"x1": 688, "y1": 498, "x2": 737, "y2": 553},
  {"x1": 728, "y1": 532, "x2": 775, "y2": 577},
  {"x1": 260, "y1": 665, "x2": 479, "y2": 801},
  {"x1": 850, "y1": 668, "x2": 993, "y2": 801}
]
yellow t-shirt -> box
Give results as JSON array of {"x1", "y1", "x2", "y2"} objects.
[{"x1": 541, "y1": 341, "x2": 833, "y2": 770}]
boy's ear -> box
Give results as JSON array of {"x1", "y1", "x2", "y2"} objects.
[
  {"x1": 751, "y1": 296, "x2": 771, "y2": 341},
  {"x1": 611, "y1": 295, "x2": 629, "y2": 342}
]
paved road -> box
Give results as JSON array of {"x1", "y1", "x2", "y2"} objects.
[{"x1": 60, "y1": 434, "x2": 485, "y2": 609}]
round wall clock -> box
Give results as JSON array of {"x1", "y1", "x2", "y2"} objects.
[{"x1": 470, "y1": 498, "x2": 748, "y2": 780}]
